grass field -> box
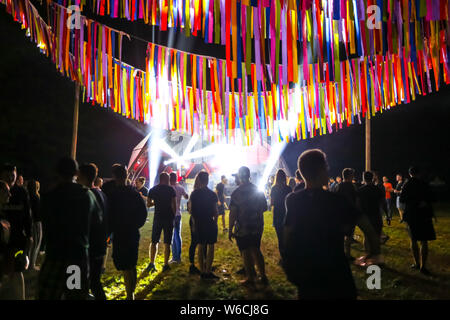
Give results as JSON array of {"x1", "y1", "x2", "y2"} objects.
[{"x1": 95, "y1": 202, "x2": 450, "y2": 300}]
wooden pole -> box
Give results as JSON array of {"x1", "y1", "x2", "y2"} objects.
[
  {"x1": 365, "y1": 115, "x2": 371, "y2": 171},
  {"x1": 71, "y1": 82, "x2": 80, "y2": 159}
]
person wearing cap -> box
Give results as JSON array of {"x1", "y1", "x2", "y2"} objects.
[{"x1": 229, "y1": 166, "x2": 268, "y2": 287}]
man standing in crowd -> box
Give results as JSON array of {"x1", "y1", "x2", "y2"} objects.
[
  {"x1": 270, "y1": 169, "x2": 292, "y2": 263},
  {"x1": 283, "y1": 150, "x2": 358, "y2": 299},
  {"x1": 383, "y1": 177, "x2": 394, "y2": 225},
  {"x1": 216, "y1": 175, "x2": 228, "y2": 233},
  {"x1": 147, "y1": 172, "x2": 176, "y2": 273},
  {"x1": 78, "y1": 163, "x2": 108, "y2": 300},
  {"x1": 38, "y1": 157, "x2": 101, "y2": 300},
  {"x1": 229, "y1": 166, "x2": 268, "y2": 287},
  {"x1": 394, "y1": 173, "x2": 405, "y2": 222},
  {"x1": 27, "y1": 179, "x2": 41, "y2": 271},
  {"x1": 0, "y1": 164, "x2": 32, "y2": 300},
  {"x1": 336, "y1": 168, "x2": 358, "y2": 261},
  {"x1": 356, "y1": 171, "x2": 385, "y2": 266},
  {"x1": 107, "y1": 164, "x2": 147, "y2": 300},
  {"x1": 189, "y1": 172, "x2": 219, "y2": 279},
  {"x1": 169, "y1": 172, "x2": 188, "y2": 263},
  {"x1": 136, "y1": 177, "x2": 149, "y2": 201},
  {"x1": 400, "y1": 166, "x2": 436, "y2": 276}
]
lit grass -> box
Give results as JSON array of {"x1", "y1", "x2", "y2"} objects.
[
  {"x1": 100, "y1": 202, "x2": 450, "y2": 300},
  {"x1": 24, "y1": 202, "x2": 450, "y2": 300}
]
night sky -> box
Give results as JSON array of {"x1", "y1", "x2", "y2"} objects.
[{"x1": 1, "y1": 7, "x2": 450, "y2": 192}]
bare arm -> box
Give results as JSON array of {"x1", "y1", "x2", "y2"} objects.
[
  {"x1": 171, "y1": 197, "x2": 177, "y2": 215},
  {"x1": 228, "y1": 206, "x2": 237, "y2": 241},
  {"x1": 147, "y1": 197, "x2": 154, "y2": 208}
]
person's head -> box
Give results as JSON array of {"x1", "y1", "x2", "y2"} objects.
[
  {"x1": 221, "y1": 175, "x2": 227, "y2": 184},
  {"x1": 329, "y1": 178, "x2": 335, "y2": 184},
  {"x1": 78, "y1": 163, "x2": 98, "y2": 187},
  {"x1": 297, "y1": 149, "x2": 329, "y2": 187},
  {"x1": 16, "y1": 175, "x2": 24, "y2": 187},
  {"x1": 195, "y1": 171, "x2": 209, "y2": 188},
  {"x1": 288, "y1": 177, "x2": 296, "y2": 189},
  {"x1": 159, "y1": 172, "x2": 170, "y2": 185},
  {"x1": 169, "y1": 172, "x2": 178, "y2": 185},
  {"x1": 94, "y1": 177, "x2": 103, "y2": 188},
  {"x1": 274, "y1": 169, "x2": 287, "y2": 186},
  {"x1": 295, "y1": 169, "x2": 303, "y2": 183},
  {"x1": 396, "y1": 173, "x2": 403, "y2": 182},
  {"x1": 56, "y1": 157, "x2": 78, "y2": 182},
  {"x1": 336, "y1": 176, "x2": 342, "y2": 183},
  {"x1": 409, "y1": 166, "x2": 421, "y2": 178},
  {"x1": 111, "y1": 164, "x2": 127, "y2": 183},
  {"x1": 238, "y1": 166, "x2": 251, "y2": 184},
  {"x1": 136, "y1": 177, "x2": 146, "y2": 189},
  {"x1": 363, "y1": 171, "x2": 374, "y2": 184},
  {"x1": 382, "y1": 176, "x2": 388, "y2": 183},
  {"x1": 0, "y1": 180, "x2": 11, "y2": 205},
  {"x1": 27, "y1": 179, "x2": 40, "y2": 197},
  {"x1": 0, "y1": 164, "x2": 17, "y2": 188},
  {"x1": 342, "y1": 168, "x2": 354, "y2": 182}
]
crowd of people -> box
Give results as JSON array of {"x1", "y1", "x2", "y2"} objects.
[{"x1": 0, "y1": 148, "x2": 439, "y2": 300}]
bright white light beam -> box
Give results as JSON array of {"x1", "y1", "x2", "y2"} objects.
[{"x1": 257, "y1": 140, "x2": 287, "y2": 191}]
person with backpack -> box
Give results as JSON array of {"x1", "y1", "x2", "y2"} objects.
[{"x1": 229, "y1": 167, "x2": 268, "y2": 287}]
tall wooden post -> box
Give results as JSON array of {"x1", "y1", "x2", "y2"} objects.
[
  {"x1": 71, "y1": 82, "x2": 80, "y2": 159},
  {"x1": 365, "y1": 116, "x2": 371, "y2": 171}
]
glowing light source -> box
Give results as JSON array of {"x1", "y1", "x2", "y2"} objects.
[{"x1": 257, "y1": 139, "x2": 287, "y2": 191}]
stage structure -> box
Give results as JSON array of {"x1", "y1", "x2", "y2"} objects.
[{"x1": 127, "y1": 131, "x2": 290, "y2": 189}]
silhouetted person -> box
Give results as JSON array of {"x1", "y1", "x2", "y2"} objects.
[
  {"x1": 293, "y1": 169, "x2": 305, "y2": 192},
  {"x1": 400, "y1": 166, "x2": 436, "y2": 276},
  {"x1": 283, "y1": 149, "x2": 358, "y2": 299},
  {"x1": 0, "y1": 180, "x2": 12, "y2": 298},
  {"x1": 0, "y1": 164, "x2": 32, "y2": 300},
  {"x1": 189, "y1": 171, "x2": 219, "y2": 279},
  {"x1": 147, "y1": 172, "x2": 176, "y2": 273},
  {"x1": 270, "y1": 169, "x2": 291, "y2": 263},
  {"x1": 27, "y1": 179, "x2": 42, "y2": 271},
  {"x1": 107, "y1": 164, "x2": 147, "y2": 300},
  {"x1": 394, "y1": 173, "x2": 405, "y2": 222},
  {"x1": 78, "y1": 163, "x2": 108, "y2": 300},
  {"x1": 336, "y1": 168, "x2": 358, "y2": 260},
  {"x1": 229, "y1": 166, "x2": 268, "y2": 287},
  {"x1": 355, "y1": 171, "x2": 385, "y2": 266},
  {"x1": 38, "y1": 157, "x2": 101, "y2": 300},
  {"x1": 188, "y1": 174, "x2": 202, "y2": 275},
  {"x1": 215, "y1": 175, "x2": 228, "y2": 232},
  {"x1": 170, "y1": 172, "x2": 188, "y2": 263}
]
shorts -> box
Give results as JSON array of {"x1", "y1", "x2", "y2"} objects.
[
  {"x1": 235, "y1": 233, "x2": 262, "y2": 251},
  {"x1": 396, "y1": 197, "x2": 405, "y2": 210},
  {"x1": 112, "y1": 237, "x2": 139, "y2": 271},
  {"x1": 152, "y1": 218, "x2": 174, "y2": 244},
  {"x1": 38, "y1": 258, "x2": 89, "y2": 299},
  {"x1": 196, "y1": 223, "x2": 218, "y2": 245}
]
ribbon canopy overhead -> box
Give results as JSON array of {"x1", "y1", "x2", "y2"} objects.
[{"x1": 2, "y1": 0, "x2": 450, "y2": 146}]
